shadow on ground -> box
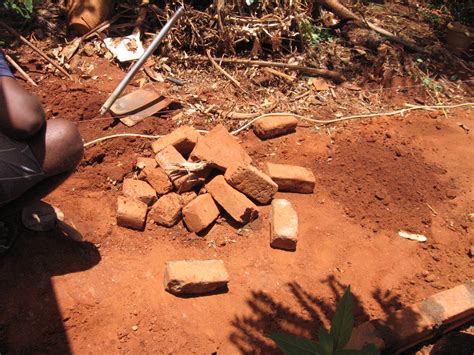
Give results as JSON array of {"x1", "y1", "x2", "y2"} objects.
[
  {"x1": 229, "y1": 275, "x2": 426, "y2": 354},
  {"x1": 0, "y1": 226, "x2": 100, "y2": 353}
]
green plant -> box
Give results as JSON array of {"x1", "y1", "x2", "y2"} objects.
[
  {"x1": 299, "y1": 20, "x2": 335, "y2": 47},
  {"x1": 1, "y1": 0, "x2": 33, "y2": 18},
  {"x1": 268, "y1": 286, "x2": 379, "y2": 355}
]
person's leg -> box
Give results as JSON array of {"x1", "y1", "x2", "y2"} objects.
[
  {"x1": 0, "y1": 119, "x2": 84, "y2": 216},
  {"x1": 0, "y1": 76, "x2": 45, "y2": 139}
]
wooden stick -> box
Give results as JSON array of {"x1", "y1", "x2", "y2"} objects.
[
  {"x1": 3, "y1": 54, "x2": 38, "y2": 87},
  {"x1": 205, "y1": 50, "x2": 242, "y2": 89},
  {"x1": 0, "y1": 20, "x2": 71, "y2": 78},
  {"x1": 183, "y1": 55, "x2": 346, "y2": 83},
  {"x1": 263, "y1": 67, "x2": 295, "y2": 83}
]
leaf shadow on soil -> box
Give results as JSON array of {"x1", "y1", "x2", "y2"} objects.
[
  {"x1": 0, "y1": 227, "x2": 100, "y2": 354},
  {"x1": 229, "y1": 275, "x2": 425, "y2": 354}
]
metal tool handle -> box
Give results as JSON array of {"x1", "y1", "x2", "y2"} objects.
[{"x1": 100, "y1": 6, "x2": 185, "y2": 115}]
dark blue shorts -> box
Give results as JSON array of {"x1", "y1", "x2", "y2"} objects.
[{"x1": 0, "y1": 52, "x2": 14, "y2": 78}]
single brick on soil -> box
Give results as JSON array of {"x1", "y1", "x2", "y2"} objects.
[
  {"x1": 224, "y1": 164, "x2": 277, "y2": 204},
  {"x1": 265, "y1": 162, "x2": 315, "y2": 194},
  {"x1": 182, "y1": 193, "x2": 220, "y2": 233},
  {"x1": 164, "y1": 260, "x2": 229, "y2": 295},
  {"x1": 206, "y1": 175, "x2": 258, "y2": 224},
  {"x1": 270, "y1": 199, "x2": 298, "y2": 251},
  {"x1": 138, "y1": 166, "x2": 173, "y2": 195},
  {"x1": 116, "y1": 196, "x2": 148, "y2": 230},
  {"x1": 149, "y1": 192, "x2": 183, "y2": 227},
  {"x1": 151, "y1": 125, "x2": 200, "y2": 157},
  {"x1": 189, "y1": 124, "x2": 252, "y2": 171},
  {"x1": 122, "y1": 178, "x2": 157, "y2": 205},
  {"x1": 155, "y1": 145, "x2": 197, "y2": 192},
  {"x1": 253, "y1": 114, "x2": 298, "y2": 139}
]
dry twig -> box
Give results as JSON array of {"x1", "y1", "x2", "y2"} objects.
[
  {"x1": 206, "y1": 49, "x2": 242, "y2": 89},
  {"x1": 3, "y1": 54, "x2": 37, "y2": 86},
  {"x1": 0, "y1": 20, "x2": 71, "y2": 78}
]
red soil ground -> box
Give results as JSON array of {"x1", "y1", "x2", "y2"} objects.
[{"x1": 0, "y1": 56, "x2": 473, "y2": 354}]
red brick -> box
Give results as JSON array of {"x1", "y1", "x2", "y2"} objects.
[
  {"x1": 265, "y1": 162, "x2": 315, "y2": 194},
  {"x1": 346, "y1": 321, "x2": 385, "y2": 351},
  {"x1": 224, "y1": 164, "x2": 277, "y2": 204},
  {"x1": 253, "y1": 114, "x2": 298, "y2": 140},
  {"x1": 116, "y1": 196, "x2": 148, "y2": 230},
  {"x1": 138, "y1": 166, "x2": 173, "y2": 195},
  {"x1": 270, "y1": 199, "x2": 298, "y2": 251},
  {"x1": 155, "y1": 145, "x2": 198, "y2": 192},
  {"x1": 182, "y1": 194, "x2": 220, "y2": 233},
  {"x1": 419, "y1": 281, "x2": 474, "y2": 327},
  {"x1": 151, "y1": 126, "x2": 200, "y2": 157},
  {"x1": 206, "y1": 175, "x2": 258, "y2": 224},
  {"x1": 136, "y1": 157, "x2": 157, "y2": 170},
  {"x1": 149, "y1": 192, "x2": 182, "y2": 227},
  {"x1": 179, "y1": 191, "x2": 197, "y2": 207},
  {"x1": 189, "y1": 124, "x2": 252, "y2": 171},
  {"x1": 122, "y1": 178, "x2": 157, "y2": 205},
  {"x1": 164, "y1": 260, "x2": 229, "y2": 295}
]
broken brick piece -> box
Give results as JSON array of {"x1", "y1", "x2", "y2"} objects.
[
  {"x1": 151, "y1": 126, "x2": 200, "y2": 157},
  {"x1": 265, "y1": 162, "x2": 315, "y2": 194},
  {"x1": 224, "y1": 164, "x2": 277, "y2": 204},
  {"x1": 253, "y1": 114, "x2": 298, "y2": 140},
  {"x1": 136, "y1": 157, "x2": 157, "y2": 170},
  {"x1": 206, "y1": 175, "x2": 258, "y2": 224},
  {"x1": 149, "y1": 192, "x2": 182, "y2": 227},
  {"x1": 179, "y1": 191, "x2": 197, "y2": 207},
  {"x1": 122, "y1": 178, "x2": 157, "y2": 205},
  {"x1": 139, "y1": 166, "x2": 173, "y2": 195},
  {"x1": 164, "y1": 260, "x2": 229, "y2": 295},
  {"x1": 116, "y1": 196, "x2": 148, "y2": 230},
  {"x1": 182, "y1": 193, "x2": 220, "y2": 233},
  {"x1": 189, "y1": 124, "x2": 252, "y2": 171},
  {"x1": 155, "y1": 145, "x2": 197, "y2": 192},
  {"x1": 270, "y1": 199, "x2": 298, "y2": 251}
]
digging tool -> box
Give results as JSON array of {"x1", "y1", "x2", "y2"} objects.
[{"x1": 99, "y1": 6, "x2": 184, "y2": 115}]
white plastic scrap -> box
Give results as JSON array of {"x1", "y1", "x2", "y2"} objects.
[
  {"x1": 398, "y1": 230, "x2": 427, "y2": 242},
  {"x1": 104, "y1": 33, "x2": 144, "y2": 62}
]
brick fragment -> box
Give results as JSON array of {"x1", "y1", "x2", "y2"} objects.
[
  {"x1": 138, "y1": 166, "x2": 173, "y2": 195},
  {"x1": 155, "y1": 145, "x2": 198, "y2": 192},
  {"x1": 270, "y1": 199, "x2": 298, "y2": 251},
  {"x1": 182, "y1": 193, "x2": 220, "y2": 233},
  {"x1": 419, "y1": 280, "x2": 474, "y2": 327},
  {"x1": 151, "y1": 126, "x2": 200, "y2": 157},
  {"x1": 224, "y1": 164, "x2": 277, "y2": 204},
  {"x1": 136, "y1": 157, "x2": 157, "y2": 170},
  {"x1": 149, "y1": 192, "x2": 182, "y2": 227},
  {"x1": 346, "y1": 321, "x2": 385, "y2": 351},
  {"x1": 116, "y1": 196, "x2": 148, "y2": 230},
  {"x1": 253, "y1": 114, "x2": 298, "y2": 139},
  {"x1": 265, "y1": 162, "x2": 315, "y2": 194},
  {"x1": 206, "y1": 175, "x2": 258, "y2": 224},
  {"x1": 122, "y1": 178, "x2": 156, "y2": 205},
  {"x1": 164, "y1": 260, "x2": 229, "y2": 295},
  {"x1": 190, "y1": 124, "x2": 252, "y2": 171},
  {"x1": 179, "y1": 191, "x2": 197, "y2": 206}
]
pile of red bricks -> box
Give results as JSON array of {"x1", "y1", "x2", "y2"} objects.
[{"x1": 116, "y1": 116, "x2": 314, "y2": 252}]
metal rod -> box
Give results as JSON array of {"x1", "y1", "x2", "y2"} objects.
[{"x1": 99, "y1": 6, "x2": 184, "y2": 115}]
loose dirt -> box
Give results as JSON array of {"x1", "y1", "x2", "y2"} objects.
[{"x1": 0, "y1": 55, "x2": 473, "y2": 354}]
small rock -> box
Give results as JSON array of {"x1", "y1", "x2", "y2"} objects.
[
  {"x1": 425, "y1": 274, "x2": 436, "y2": 283},
  {"x1": 468, "y1": 246, "x2": 474, "y2": 258},
  {"x1": 131, "y1": 325, "x2": 138, "y2": 331}
]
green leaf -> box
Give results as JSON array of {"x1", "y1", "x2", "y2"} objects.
[
  {"x1": 268, "y1": 332, "x2": 321, "y2": 355},
  {"x1": 359, "y1": 343, "x2": 380, "y2": 355},
  {"x1": 318, "y1": 328, "x2": 334, "y2": 355},
  {"x1": 330, "y1": 286, "x2": 354, "y2": 350}
]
